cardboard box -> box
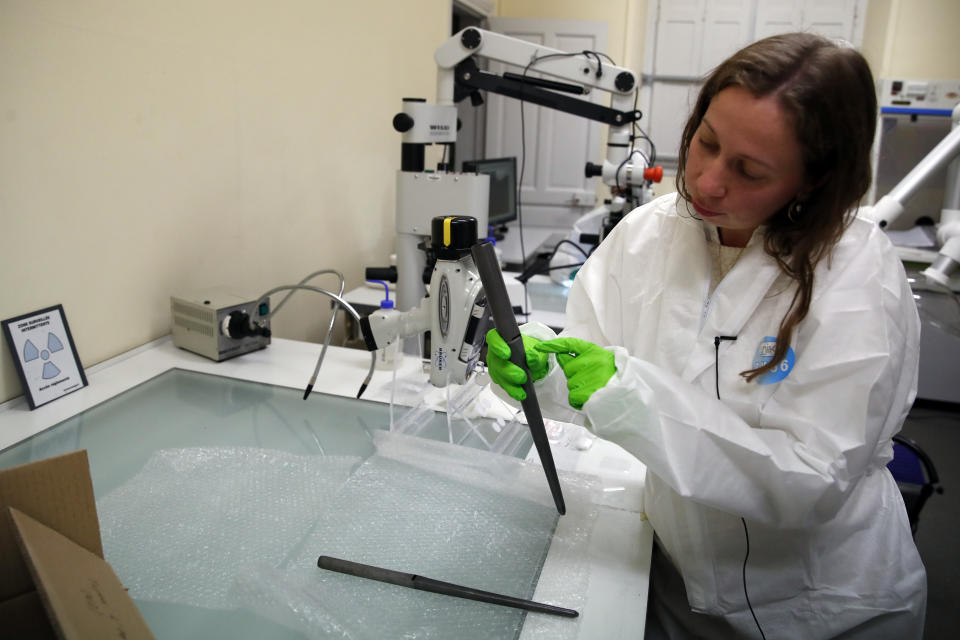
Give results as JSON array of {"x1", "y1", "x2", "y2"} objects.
[{"x1": 0, "y1": 450, "x2": 154, "y2": 639}]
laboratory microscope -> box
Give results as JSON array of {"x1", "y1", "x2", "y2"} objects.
[{"x1": 359, "y1": 215, "x2": 491, "y2": 388}]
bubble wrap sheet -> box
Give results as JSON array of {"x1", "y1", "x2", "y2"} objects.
[
  {"x1": 231, "y1": 432, "x2": 600, "y2": 640},
  {"x1": 97, "y1": 433, "x2": 600, "y2": 639},
  {"x1": 97, "y1": 447, "x2": 361, "y2": 609}
]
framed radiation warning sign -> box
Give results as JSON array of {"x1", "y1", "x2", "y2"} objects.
[{"x1": 2, "y1": 304, "x2": 88, "y2": 410}]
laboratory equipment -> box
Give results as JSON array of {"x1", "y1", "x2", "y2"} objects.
[
  {"x1": 461, "y1": 156, "x2": 518, "y2": 231},
  {"x1": 393, "y1": 170, "x2": 490, "y2": 324},
  {"x1": 389, "y1": 27, "x2": 662, "y2": 322},
  {"x1": 855, "y1": 80, "x2": 960, "y2": 403},
  {"x1": 366, "y1": 280, "x2": 400, "y2": 370},
  {"x1": 472, "y1": 239, "x2": 566, "y2": 515},
  {"x1": 252, "y1": 275, "x2": 375, "y2": 399},
  {"x1": 547, "y1": 191, "x2": 651, "y2": 285},
  {"x1": 869, "y1": 78, "x2": 960, "y2": 230},
  {"x1": 173, "y1": 272, "x2": 376, "y2": 399},
  {"x1": 170, "y1": 288, "x2": 271, "y2": 361},
  {"x1": 360, "y1": 216, "x2": 490, "y2": 388},
  {"x1": 866, "y1": 90, "x2": 960, "y2": 287},
  {"x1": 317, "y1": 556, "x2": 578, "y2": 618}
]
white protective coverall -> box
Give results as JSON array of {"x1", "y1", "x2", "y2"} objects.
[{"x1": 525, "y1": 193, "x2": 926, "y2": 638}]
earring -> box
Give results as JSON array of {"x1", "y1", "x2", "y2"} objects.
[{"x1": 788, "y1": 200, "x2": 803, "y2": 223}]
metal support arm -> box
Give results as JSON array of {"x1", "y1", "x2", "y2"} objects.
[{"x1": 453, "y1": 58, "x2": 642, "y2": 127}]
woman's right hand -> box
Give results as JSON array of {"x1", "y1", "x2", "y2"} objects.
[{"x1": 484, "y1": 329, "x2": 550, "y2": 401}]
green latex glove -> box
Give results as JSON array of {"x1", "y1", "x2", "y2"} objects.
[
  {"x1": 535, "y1": 337, "x2": 616, "y2": 410},
  {"x1": 485, "y1": 329, "x2": 550, "y2": 402}
]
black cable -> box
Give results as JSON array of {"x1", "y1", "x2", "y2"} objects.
[
  {"x1": 625, "y1": 86, "x2": 656, "y2": 198},
  {"x1": 713, "y1": 336, "x2": 737, "y2": 399},
  {"x1": 594, "y1": 51, "x2": 617, "y2": 65},
  {"x1": 549, "y1": 238, "x2": 590, "y2": 260},
  {"x1": 582, "y1": 50, "x2": 603, "y2": 78},
  {"x1": 616, "y1": 87, "x2": 654, "y2": 195},
  {"x1": 714, "y1": 335, "x2": 766, "y2": 640},
  {"x1": 636, "y1": 130, "x2": 656, "y2": 165},
  {"x1": 631, "y1": 87, "x2": 657, "y2": 166},
  {"x1": 516, "y1": 239, "x2": 588, "y2": 283},
  {"x1": 519, "y1": 239, "x2": 590, "y2": 283},
  {"x1": 545, "y1": 262, "x2": 584, "y2": 272},
  {"x1": 519, "y1": 50, "x2": 641, "y2": 222},
  {"x1": 515, "y1": 49, "x2": 627, "y2": 305},
  {"x1": 619, "y1": 87, "x2": 640, "y2": 192},
  {"x1": 741, "y1": 518, "x2": 766, "y2": 640},
  {"x1": 517, "y1": 50, "x2": 586, "y2": 312},
  {"x1": 516, "y1": 262, "x2": 585, "y2": 284},
  {"x1": 614, "y1": 149, "x2": 636, "y2": 192},
  {"x1": 518, "y1": 64, "x2": 531, "y2": 310}
]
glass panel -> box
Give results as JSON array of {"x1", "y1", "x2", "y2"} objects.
[
  {"x1": 0, "y1": 369, "x2": 567, "y2": 640},
  {"x1": 0, "y1": 369, "x2": 531, "y2": 485},
  {"x1": 525, "y1": 279, "x2": 572, "y2": 314}
]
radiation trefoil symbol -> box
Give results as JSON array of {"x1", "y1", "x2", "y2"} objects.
[{"x1": 24, "y1": 332, "x2": 65, "y2": 379}]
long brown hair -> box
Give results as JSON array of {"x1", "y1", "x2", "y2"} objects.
[{"x1": 676, "y1": 33, "x2": 877, "y2": 381}]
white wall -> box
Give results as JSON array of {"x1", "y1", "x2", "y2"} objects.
[
  {"x1": 863, "y1": 0, "x2": 960, "y2": 80},
  {"x1": 0, "y1": 0, "x2": 450, "y2": 404}
]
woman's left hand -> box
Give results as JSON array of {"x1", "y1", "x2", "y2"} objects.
[{"x1": 535, "y1": 337, "x2": 616, "y2": 409}]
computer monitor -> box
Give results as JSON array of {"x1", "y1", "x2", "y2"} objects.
[{"x1": 462, "y1": 157, "x2": 517, "y2": 227}]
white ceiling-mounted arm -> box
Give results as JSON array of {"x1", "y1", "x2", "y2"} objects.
[
  {"x1": 435, "y1": 27, "x2": 637, "y2": 110},
  {"x1": 866, "y1": 105, "x2": 960, "y2": 286},
  {"x1": 869, "y1": 107, "x2": 960, "y2": 227},
  {"x1": 927, "y1": 106, "x2": 960, "y2": 286}
]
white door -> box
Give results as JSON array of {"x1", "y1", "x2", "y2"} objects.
[
  {"x1": 641, "y1": 0, "x2": 754, "y2": 169},
  {"x1": 755, "y1": 0, "x2": 862, "y2": 41},
  {"x1": 642, "y1": 0, "x2": 867, "y2": 169},
  {"x1": 484, "y1": 17, "x2": 609, "y2": 229}
]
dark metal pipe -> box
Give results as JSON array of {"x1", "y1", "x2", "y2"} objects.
[
  {"x1": 317, "y1": 555, "x2": 578, "y2": 618},
  {"x1": 471, "y1": 240, "x2": 566, "y2": 515}
]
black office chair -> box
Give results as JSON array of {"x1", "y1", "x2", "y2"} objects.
[{"x1": 887, "y1": 434, "x2": 944, "y2": 536}]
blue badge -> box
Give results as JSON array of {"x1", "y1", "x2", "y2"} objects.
[{"x1": 752, "y1": 336, "x2": 795, "y2": 385}]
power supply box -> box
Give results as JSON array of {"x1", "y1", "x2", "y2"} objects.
[{"x1": 170, "y1": 288, "x2": 271, "y2": 361}]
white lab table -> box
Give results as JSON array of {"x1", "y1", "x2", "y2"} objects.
[{"x1": 0, "y1": 337, "x2": 651, "y2": 639}]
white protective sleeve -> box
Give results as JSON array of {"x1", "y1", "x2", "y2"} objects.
[{"x1": 558, "y1": 227, "x2": 920, "y2": 529}]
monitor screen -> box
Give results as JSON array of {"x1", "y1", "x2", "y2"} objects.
[{"x1": 462, "y1": 157, "x2": 517, "y2": 227}]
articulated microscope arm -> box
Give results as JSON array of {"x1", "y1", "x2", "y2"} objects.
[
  {"x1": 433, "y1": 27, "x2": 659, "y2": 190},
  {"x1": 394, "y1": 27, "x2": 661, "y2": 190}
]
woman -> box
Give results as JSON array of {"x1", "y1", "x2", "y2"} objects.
[{"x1": 486, "y1": 33, "x2": 926, "y2": 638}]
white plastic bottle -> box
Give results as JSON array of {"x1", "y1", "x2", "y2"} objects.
[{"x1": 368, "y1": 281, "x2": 400, "y2": 370}]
